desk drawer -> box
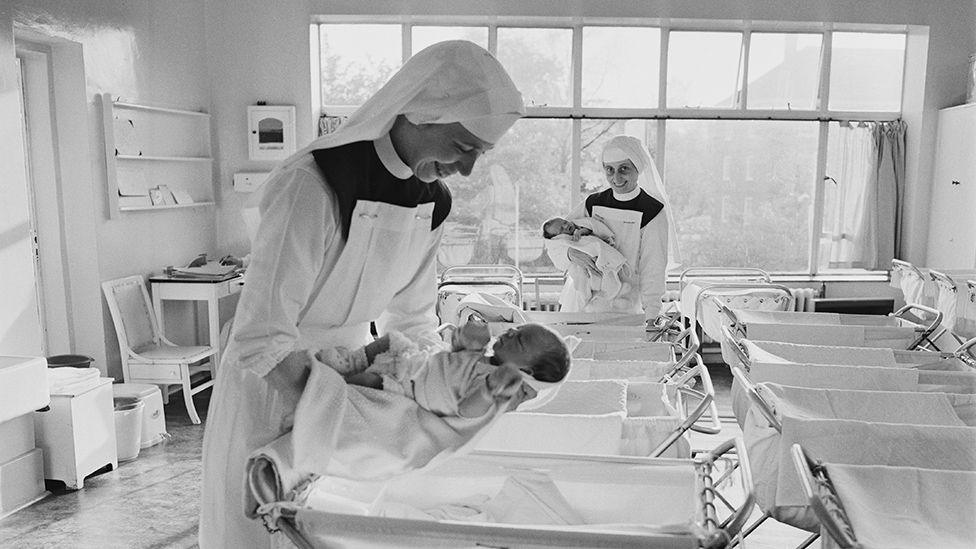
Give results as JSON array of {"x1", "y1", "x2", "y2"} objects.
[
  {"x1": 127, "y1": 362, "x2": 183, "y2": 383},
  {"x1": 216, "y1": 278, "x2": 245, "y2": 298}
]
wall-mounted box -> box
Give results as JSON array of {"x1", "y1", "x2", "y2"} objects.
[
  {"x1": 247, "y1": 105, "x2": 296, "y2": 161},
  {"x1": 233, "y1": 172, "x2": 270, "y2": 193}
]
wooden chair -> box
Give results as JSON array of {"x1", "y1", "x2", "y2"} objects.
[{"x1": 102, "y1": 275, "x2": 216, "y2": 424}]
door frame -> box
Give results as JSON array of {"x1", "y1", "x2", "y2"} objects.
[{"x1": 15, "y1": 30, "x2": 106, "y2": 369}]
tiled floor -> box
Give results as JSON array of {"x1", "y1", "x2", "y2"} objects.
[
  {"x1": 0, "y1": 363, "x2": 818, "y2": 548},
  {"x1": 0, "y1": 393, "x2": 211, "y2": 549}
]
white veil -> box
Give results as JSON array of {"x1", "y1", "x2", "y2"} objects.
[
  {"x1": 601, "y1": 135, "x2": 682, "y2": 270},
  {"x1": 244, "y1": 40, "x2": 524, "y2": 242}
]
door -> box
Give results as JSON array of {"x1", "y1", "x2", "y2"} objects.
[
  {"x1": 0, "y1": 57, "x2": 46, "y2": 356},
  {"x1": 926, "y1": 104, "x2": 976, "y2": 269}
]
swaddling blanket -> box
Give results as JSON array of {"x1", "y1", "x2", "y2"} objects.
[
  {"x1": 820, "y1": 463, "x2": 976, "y2": 549},
  {"x1": 455, "y1": 292, "x2": 529, "y2": 325},
  {"x1": 743, "y1": 339, "x2": 898, "y2": 367},
  {"x1": 758, "y1": 382, "x2": 968, "y2": 426},
  {"x1": 548, "y1": 235, "x2": 628, "y2": 306},
  {"x1": 290, "y1": 364, "x2": 504, "y2": 482}
]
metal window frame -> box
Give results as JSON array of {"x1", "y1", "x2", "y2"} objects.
[{"x1": 311, "y1": 16, "x2": 910, "y2": 275}]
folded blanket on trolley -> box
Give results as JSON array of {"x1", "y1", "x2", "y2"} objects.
[
  {"x1": 475, "y1": 412, "x2": 625, "y2": 455},
  {"x1": 743, "y1": 339, "x2": 898, "y2": 367},
  {"x1": 772, "y1": 417, "x2": 976, "y2": 507},
  {"x1": 730, "y1": 310, "x2": 917, "y2": 348},
  {"x1": 567, "y1": 359, "x2": 675, "y2": 382},
  {"x1": 529, "y1": 380, "x2": 628, "y2": 415},
  {"x1": 758, "y1": 383, "x2": 972, "y2": 426},
  {"x1": 749, "y1": 362, "x2": 920, "y2": 391},
  {"x1": 573, "y1": 341, "x2": 676, "y2": 361},
  {"x1": 821, "y1": 463, "x2": 976, "y2": 549}
]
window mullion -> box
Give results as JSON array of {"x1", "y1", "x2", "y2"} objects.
[
  {"x1": 571, "y1": 24, "x2": 583, "y2": 207},
  {"x1": 402, "y1": 23, "x2": 411, "y2": 62},
  {"x1": 659, "y1": 25, "x2": 669, "y2": 110},
  {"x1": 739, "y1": 30, "x2": 751, "y2": 110},
  {"x1": 809, "y1": 120, "x2": 829, "y2": 274},
  {"x1": 818, "y1": 29, "x2": 833, "y2": 115}
]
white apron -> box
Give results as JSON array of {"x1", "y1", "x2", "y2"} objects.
[
  {"x1": 199, "y1": 199, "x2": 437, "y2": 549},
  {"x1": 559, "y1": 206, "x2": 644, "y2": 314}
]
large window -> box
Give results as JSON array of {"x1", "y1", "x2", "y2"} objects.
[{"x1": 312, "y1": 20, "x2": 909, "y2": 275}]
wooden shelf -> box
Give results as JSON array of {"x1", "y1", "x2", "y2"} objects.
[
  {"x1": 112, "y1": 101, "x2": 210, "y2": 118},
  {"x1": 99, "y1": 93, "x2": 215, "y2": 218},
  {"x1": 116, "y1": 155, "x2": 213, "y2": 162},
  {"x1": 120, "y1": 202, "x2": 215, "y2": 212}
]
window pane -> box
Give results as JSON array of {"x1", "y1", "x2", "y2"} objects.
[
  {"x1": 665, "y1": 120, "x2": 818, "y2": 271},
  {"x1": 439, "y1": 119, "x2": 573, "y2": 274},
  {"x1": 497, "y1": 28, "x2": 572, "y2": 108},
  {"x1": 582, "y1": 27, "x2": 660, "y2": 108},
  {"x1": 411, "y1": 26, "x2": 488, "y2": 55},
  {"x1": 829, "y1": 32, "x2": 906, "y2": 111},
  {"x1": 579, "y1": 120, "x2": 659, "y2": 198},
  {"x1": 667, "y1": 31, "x2": 743, "y2": 108},
  {"x1": 747, "y1": 33, "x2": 823, "y2": 110},
  {"x1": 319, "y1": 24, "x2": 401, "y2": 106}
]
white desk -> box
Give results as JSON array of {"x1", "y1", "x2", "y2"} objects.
[{"x1": 149, "y1": 273, "x2": 244, "y2": 369}]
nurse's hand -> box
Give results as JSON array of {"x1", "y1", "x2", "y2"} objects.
[
  {"x1": 455, "y1": 318, "x2": 491, "y2": 351},
  {"x1": 486, "y1": 364, "x2": 523, "y2": 400},
  {"x1": 267, "y1": 350, "x2": 313, "y2": 422},
  {"x1": 567, "y1": 248, "x2": 602, "y2": 277}
]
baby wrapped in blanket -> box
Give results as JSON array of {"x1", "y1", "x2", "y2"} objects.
[
  {"x1": 319, "y1": 320, "x2": 570, "y2": 419},
  {"x1": 543, "y1": 216, "x2": 630, "y2": 308}
]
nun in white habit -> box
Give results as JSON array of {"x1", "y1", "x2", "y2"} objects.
[
  {"x1": 199, "y1": 41, "x2": 523, "y2": 548},
  {"x1": 549, "y1": 135, "x2": 679, "y2": 321}
]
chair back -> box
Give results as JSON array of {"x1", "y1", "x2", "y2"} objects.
[{"x1": 102, "y1": 276, "x2": 160, "y2": 364}]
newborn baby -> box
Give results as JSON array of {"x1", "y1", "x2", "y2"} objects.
[{"x1": 320, "y1": 321, "x2": 570, "y2": 420}]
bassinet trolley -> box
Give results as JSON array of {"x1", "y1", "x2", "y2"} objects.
[{"x1": 248, "y1": 439, "x2": 756, "y2": 549}]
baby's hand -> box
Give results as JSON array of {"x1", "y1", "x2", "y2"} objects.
[
  {"x1": 486, "y1": 364, "x2": 523, "y2": 400},
  {"x1": 455, "y1": 318, "x2": 491, "y2": 351}
]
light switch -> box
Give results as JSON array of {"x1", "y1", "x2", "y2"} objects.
[{"x1": 233, "y1": 172, "x2": 269, "y2": 192}]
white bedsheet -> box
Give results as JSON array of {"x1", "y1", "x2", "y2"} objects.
[
  {"x1": 820, "y1": 463, "x2": 976, "y2": 549},
  {"x1": 566, "y1": 359, "x2": 674, "y2": 382}
]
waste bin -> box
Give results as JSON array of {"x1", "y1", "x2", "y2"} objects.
[
  {"x1": 113, "y1": 384, "x2": 168, "y2": 448},
  {"x1": 46, "y1": 355, "x2": 94, "y2": 369},
  {"x1": 113, "y1": 397, "x2": 144, "y2": 462}
]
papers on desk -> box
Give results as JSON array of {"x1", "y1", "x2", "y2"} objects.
[{"x1": 169, "y1": 261, "x2": 241, "y2": 281}]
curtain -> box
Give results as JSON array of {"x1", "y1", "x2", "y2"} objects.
[
  {"x1": 824, "y1": 122, "x2": 875, "y2": 268},
  {"x1": 875, "y1": 120, "x2": 907, "y2": 263},
  {"x1": 822, "y1": 120, "x2": 905, "y2": 270}
]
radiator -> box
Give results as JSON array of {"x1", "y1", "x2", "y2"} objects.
[
  {"x1": 790, "y1": 288, "x2": 818, "y2": 312},
  {"x1": 524, "y1": 301, "x2": 559, "y2": 312}
]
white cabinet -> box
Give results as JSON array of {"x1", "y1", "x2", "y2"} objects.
[
  {"x1": 926, "y1": 103, "x2": 976, "y2": 269},
  {"x1": 98, "y1": 93, "x2": 215, "y2": 218}
]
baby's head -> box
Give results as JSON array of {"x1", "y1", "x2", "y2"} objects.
[
  {"x1": 542, "y1": 217, "x2": 577, "y2": 240},
  {"x1": 490, "y1": 323, "x2": 570, "y2": 382}
]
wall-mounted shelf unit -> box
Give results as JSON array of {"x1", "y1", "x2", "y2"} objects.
[{"x1": 99, "y1": 93, "x2": 215, "y2": 218}]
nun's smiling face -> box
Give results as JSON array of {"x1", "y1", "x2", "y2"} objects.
[
  {"x1": 603, "y1": 159, "x2": 640, "y2": 194},
  {"x1": 395, "y1": 120, "x2": 492, "y2": 183}
]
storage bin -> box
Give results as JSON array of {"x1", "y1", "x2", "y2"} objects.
[
  {"x1": 46, "y1": 354, "x2": 94, "y2": 368},
  {"x1": 113, "y1": 398, "x2": 144, "y2": 462},
  {"x1": 112, "y1": 383, "x2": 168, "y2": 448}
]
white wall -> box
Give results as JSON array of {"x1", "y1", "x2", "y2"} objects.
[
  {"x1": 3, "y1": 1, "x2": 215, "y2": 377},
  {"x1": 207, "y1": 0, "x2": 976, "y2": 268}
]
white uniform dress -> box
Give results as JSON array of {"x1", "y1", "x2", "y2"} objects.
[
  {"x1": 551, "y1": 187, "x2": 668, "y2": 320},
  {"x1": 199, "y1": 136, "x2": 446, "y2": 548}
]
